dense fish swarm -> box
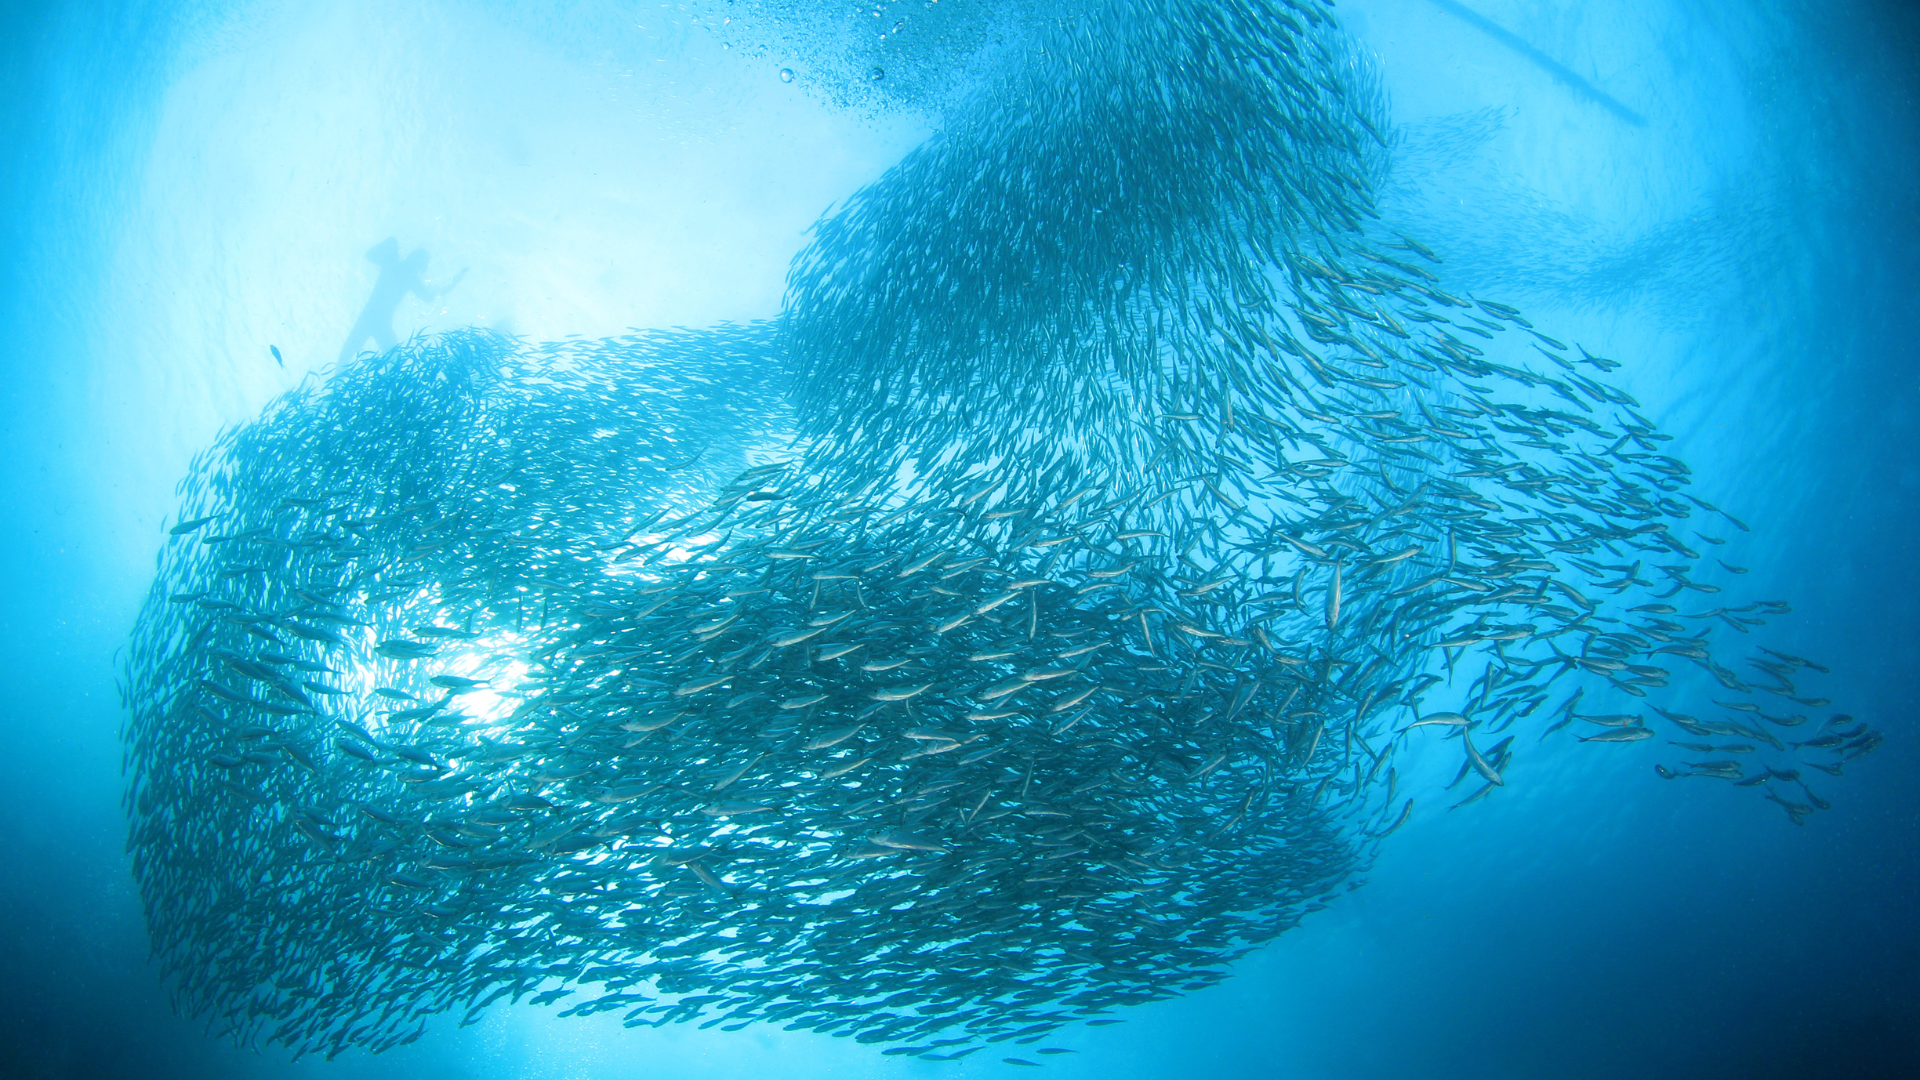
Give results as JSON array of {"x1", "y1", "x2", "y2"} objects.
[{"x1": 123, "y1": 0, "x2": 1877, "y2": 1063}]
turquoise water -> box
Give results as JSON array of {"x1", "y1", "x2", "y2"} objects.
[{"x1": 2, "y1": 1, "x2": 1915, "y2": 1077}]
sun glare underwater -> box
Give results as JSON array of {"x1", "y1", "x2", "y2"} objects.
[{"x1": 1, "y1": 1, "x2": 1917, "y2": 1079}]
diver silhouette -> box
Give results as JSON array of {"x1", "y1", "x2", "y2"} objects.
[{"x1": 338, "y1": 238, "x2": 467, "y2": 364}]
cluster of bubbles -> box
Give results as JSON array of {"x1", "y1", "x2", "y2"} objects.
[{"x1": 699, "y1": 0, "x2": 1047, "y2": 115}]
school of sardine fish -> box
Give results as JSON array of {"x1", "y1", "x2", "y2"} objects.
[{"x1": 120, "y1": 0, "x2": 1879, "y2": 1065}]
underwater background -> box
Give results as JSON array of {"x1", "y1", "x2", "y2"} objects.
[{"x1": 1, "y1": 1, "x2": 1916, "y2": 1078}]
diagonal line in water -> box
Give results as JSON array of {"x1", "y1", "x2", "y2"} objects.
[{"x1": 1423, "y1": 0, "x2": 1648, "y2": 126}]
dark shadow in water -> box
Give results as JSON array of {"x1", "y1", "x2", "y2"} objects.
[
  {"x1": 338, "y1": 238, "x2": 466, "y2": 364},
  {"x1": 1423, "y1": 0, "x2": 1648, "y2": 127}
]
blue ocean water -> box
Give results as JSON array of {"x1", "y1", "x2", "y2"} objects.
[{"x1": 1, "y1": 1, "x2": 1915, "y2": 1077}]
